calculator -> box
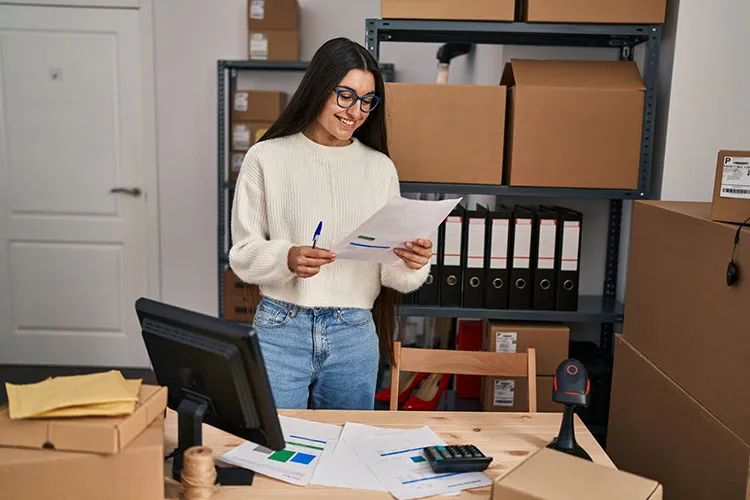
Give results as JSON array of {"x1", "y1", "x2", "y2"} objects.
[{"x1": 423, "y1": 445, "x2": 493, "y2": 473}]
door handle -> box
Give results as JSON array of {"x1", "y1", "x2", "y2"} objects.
[{"x1": 109, "y1": 187, "x2": 142, "y2": 197}]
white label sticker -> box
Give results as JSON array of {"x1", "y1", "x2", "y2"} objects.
[
  {"x1": 250, "y1": 0, "x2": 265, "y2": 19},
  {"x1": 493, "y1": 379, "x2": 516, "y2": 407},
  {"x1": 561, "y1": 221, "x2": 580, "y2": 272},
  {"x1": 720, "y1": 156, "x2": 750, "y2": 199},
  {"x1": 232, "y1": 124, "x2": 251, "y2": 150},
  {"x1": 490, "y1": 219, "x2": 509, "y2": 270},
  {"x1": 234, "y1": 92, "x2": 248, "y2": 112},
  {"x1": 444, "y1": 216, "x2": 462, "y2": 266},
  {"x1": 513, "y1": 219, "x2": 532, "y2": 269},
  {"x1": 495, "y1": 332, "x2": 518, "y2": 353},
  {"x1": 537, "y1": 219, "x2": 557, "y2": 270},
  {"x1": 249, "y1": 33, "x2": 269, "y2": 60},
  {"x1": 231, "y1": 153, "x2": 244, "y2": 173},
  {"x1": 467, "y1": 218, "x2": 485, "y2": 269}
]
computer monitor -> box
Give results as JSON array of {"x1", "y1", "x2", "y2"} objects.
[{"x1": 135, "y1": 297, "x2": 284, "y2": 486}]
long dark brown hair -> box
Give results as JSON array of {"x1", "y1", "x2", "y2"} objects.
[{"x1": 248, "y1": 37, "x2": 400, "y2": 364}]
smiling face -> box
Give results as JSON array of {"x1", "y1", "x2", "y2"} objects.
[{"x1": 307, "y1": 68, "x2": 377, "y2": 147}]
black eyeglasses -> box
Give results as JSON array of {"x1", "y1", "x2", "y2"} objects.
[{"x1": 334, "y1": 88, "x2": 382, "y2": 113}]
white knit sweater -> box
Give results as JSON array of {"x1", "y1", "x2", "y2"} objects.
[{"x1": 229, "y1": 132, "x2": 430, "y2": 309}]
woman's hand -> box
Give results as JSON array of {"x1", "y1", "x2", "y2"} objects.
[
  {"x1": 288, "y1": 246, "x2": 336, "y2": 278},
  {"x1": 394, "y1": 239, "x2": 432, "y2": 270}
]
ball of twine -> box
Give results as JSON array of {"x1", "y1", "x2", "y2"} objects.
[{"x1": 181, "y1": 446, "x2": 218, "y2": 500}]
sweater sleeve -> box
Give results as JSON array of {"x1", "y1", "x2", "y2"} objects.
[
  {"x1": 380, "y1": 164, "x2": 431, "y2": 294},
  {"x1": 228, "y1": 152, "x2": 296, "y2": 286}
]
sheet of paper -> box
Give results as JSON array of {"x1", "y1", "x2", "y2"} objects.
[
  {"x1": 218, "y1": 416, "x2": 341, "y2": 486},
  {"x1": 332, "y1": 197, "x2": 462, "y2": 265},
  {"x1": 346, "y1": 426, "x2": 491, "y2": 500}
]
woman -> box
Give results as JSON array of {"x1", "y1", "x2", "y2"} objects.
[{"x1": 229, "y1": 37, "x2": 432, "y2": 410}]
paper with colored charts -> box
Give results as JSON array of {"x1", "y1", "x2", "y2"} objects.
[
  {"x1": 331, "y1": 196, "x2": 463, "y2": 265},
  {"x1": 345, "y1": 426, "x2": 491, "y2": 500},
  {"x1": 218, "y1": 416, "x2": 341, "y2": 486}
]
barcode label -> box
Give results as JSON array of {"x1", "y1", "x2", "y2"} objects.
[
  {"x1": 720, "y1": 156, "x2": 750, "y2": 199},
  {"x1": 249, "y1": 33, "x2": 269, "y2": 60},
  {"x1": 495, "y1": 332, "x2": 517, "y2": 353},
  {"x1": 493, "y1": 379, "x2": 515, "y2": 407},
  {"x1": 234, "y1": 91, "x2": 248, "y2": 112},
  {"x1": 250, "y1": 0, "x2": 265, "y2": 19}
]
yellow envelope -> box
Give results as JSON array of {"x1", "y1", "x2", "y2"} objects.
[
  {"x1": 30, "y1": 379, "x2": 143, "y2": 418},
  {"x1": 6, "y1": 370, "x2": 140, "y2": 420}
]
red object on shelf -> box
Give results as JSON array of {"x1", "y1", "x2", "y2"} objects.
[{"x1": 456, "y1": 319, "x2": 484, "y2": 399}]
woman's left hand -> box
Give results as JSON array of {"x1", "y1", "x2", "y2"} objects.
[{"x1": 394, "y1": 239, "x2": 432, "y2": 270}]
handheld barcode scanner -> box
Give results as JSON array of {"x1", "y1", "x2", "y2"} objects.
[{"x1": 546, "y1": 359, "x2": 592, "y2": 461}]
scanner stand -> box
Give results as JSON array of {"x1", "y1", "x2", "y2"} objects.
[
  {"x1": 546, "y1": 405, "x2": 592, "y2": 461},
  {"x1": 173, "y1": 392, "x2": 255, "y2": 486}
]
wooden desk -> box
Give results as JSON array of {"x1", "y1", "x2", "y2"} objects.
[{"x1": 164, "y1": 409, "x2": 614, "y2": 499}]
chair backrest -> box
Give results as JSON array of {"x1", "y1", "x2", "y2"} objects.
[{"x1": 390, "y1": 341, "x2": 537, "y2": 412}]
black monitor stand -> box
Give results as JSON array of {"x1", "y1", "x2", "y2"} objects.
[{"x1": 172, "y1": 392, "x2": 256, "y2": 486}]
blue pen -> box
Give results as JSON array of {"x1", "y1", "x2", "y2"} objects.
[{"x1": 312, "y1": 221, "x2": 323, "y2": 248}]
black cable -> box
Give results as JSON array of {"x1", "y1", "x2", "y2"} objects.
[{"x1": 731, "y1": 213, "x2": 750, "y2": 263}]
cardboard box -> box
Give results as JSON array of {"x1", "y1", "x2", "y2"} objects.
[
  {"x1": 231, "y1": 121, "x2": 273, "y2": 154},
  {"x1": 249, "y1": 29, "x2": 299, "y2": 61},
  {"x1": 382, "y1": 0, "x2": 514, "y2": 22},
  {"x1": 231, "y1": 90, "x2": 286, "y2": 122},
  {"x1": 492, "y1": 447, "x2": 663, "y2": 500},
  {"x1": 623, "y1": 201, "x2": 750, "y2": 444},
  {"x1": 711, "y1": 150, "x2": 750, "y2": 224},
  {"x1": 0, "y1": 384, "x2": 167, "y2": 454},
  {"x1": 482, "y1": 321, "x2": 569, "y2": 375},
  {"x1": 248, "y1": 0, "x2": 299, "y2": 31},
  {"x1": 386, "y1": 82, "x2": 506, "y2": 185},
  {"x1": 503, "y1": 59, "x2": 645, "y2": 189},
  {"x1": 0, "y1": 417, "x2": 165, "y2": 500},
  {"x1": 522, "y1": 0, "x2": 666, "y2": 24},
  {"x1": 481, "y1": 375, "x2": 562, "y2": 412},
  {"x1": 608, "y1": 336, "x2": 750, "y2": 500}
]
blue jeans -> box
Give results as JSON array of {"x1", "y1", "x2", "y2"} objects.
[{"x1": 252, "y1": 296, "x2": 380, "y2": 410}]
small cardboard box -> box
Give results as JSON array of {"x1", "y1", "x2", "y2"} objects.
[
  {"x1": 0, "y1": 417, "x2": 165, "y2": 500},
  {"x1": 711, "y1": 150, "x2": 750, "y2": 224},
  {"x1": 231, "y1": 121, "x2": 273, "y2": 153},
  {"x1": 247, "y1": 0, "x2": 299, "y2": 31},
  {"x1": 522, "y1": 0, "x2": 666, "y2": 24},
  {"x1": 382, "y1": 0, "x2": 514, "y2": 22},
  {"x1": 386, "y1": 82, "x2": 506, "y2": 185},
  {"x1": 231, "y1": 90, "x2": 286, "y2": 122},
  {"x1": 0, "y1": 384, "x2": 167, "y2": 455},
  {"x1": 608, "y1": 335, "x2": 750, "y2": 500},
  {"x1": 503, "y1": 59, "x2": 645, "y2": 189},
  {"x1": 249, "y1": 30, "x2": 300, "y2": 61},
  {"x1": 481, "y1": 375, "x2": 562, "y2": 412},
  {"x1": 492, "y1": 447, "x2": 663, "y2": 499}
]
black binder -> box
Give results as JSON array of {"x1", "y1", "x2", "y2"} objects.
[
  {"x1": 532, "y1": 207, "x2": 560, "y2": 310},
  {"x1": 462, "y1": 205, "x2": 488, "y2": 309},
  {"x1": 509, "y1": 205, "x2": 535, "y2": 310},
  {"x1": 553, "y1": 206, "x2": 583, "y2": 311},
  {"x1": 439, "y1": 205, "x2": 465, "y2": 307},
  {"x1": 417, "y1": 224, "x2": 441, "y2": 306},
  {"x1": 485, "y1": 204, "x2": 512, "y2": 310}
]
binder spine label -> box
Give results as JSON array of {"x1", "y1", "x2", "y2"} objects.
[
  {"x1": 490, "y1": 220, "x2": 509, "y2": 270},
  {"x1": 467, "y1": 218, "x2": 486, "y2": 269},
  {"x1": 513, "y1": 218, "x2": 533, "y2": 269},
  {"x1": 495, "y1": 332, "x2": 518, "y2": 353},
  {"x1": 444, "y1": 216, "x2": 462, "y2": 266},
  {"x1": 561, "y1": 221, "x2": 581, "y2": 271},
  {"x1": 538, "y1": 219, "x2": 557, "y2": 270},
  {"x1": 493, "y1": 379, "x2": 516, "y2": 407}
]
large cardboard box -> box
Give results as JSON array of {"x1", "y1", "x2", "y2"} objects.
[
  {"x1": 0, "y1": 384, "x2": 167, "y2": 454},
  {"x1": 386, "y1": 83, "x2": 506, "y2": 185},
  {"x1": 249, "y1": 30, "x2": 299, "y2": 61},
  {"x1": 247, "y1": 0, "x2": 299, "y2": 31},
  {"x1": 503, "y1": 59, "x2": 645, "y2": 189},
  {"x1": 382, "y1": 0, "x2": 514, "y2": 22},
  {"x1": 0, "y1": 417, "x2": 165, "y2": 500},
  {"x1": 492, "y1": 448, "x2": 663, "y2": 500},
  {"x1": 608, "y1": 336, "x2": 750, "y2": 500},
  {"x1": 231, "y1": 90, "x2": 286, "y2": 122},
  {"x1": 522, "y1": 0, "x2": 666, "y2": 24},
  {"x1": 623, "y1": 201, "x2": 750, "y2": 444},
  {"x1": 711, "y1": 150, "x2": 750, "y2": 224}
]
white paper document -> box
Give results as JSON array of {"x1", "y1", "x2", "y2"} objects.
[
  {"x1": 332, "y1": 197, "x2": 463, "y2": 265},
  {"x1": 346, "y1": 426, "x2": 491, "y2": 500},
  {"x1": 218, "y1": 416, "x2": 341, "y2": 486}
]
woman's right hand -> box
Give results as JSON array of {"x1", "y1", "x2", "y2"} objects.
[{"x1": 287, "y1": 246, "x2": 336, "y2": 278}]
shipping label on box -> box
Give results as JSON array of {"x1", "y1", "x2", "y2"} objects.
[
  {"x1": 719, "y1": 155, "x2": 750, "y2": 200},
  {"x1": 493, "y1": 379, "x2": 516, "y2": 407},
  {"x1": 495, "y1": 331, "x2": 518, "y2": 353}
]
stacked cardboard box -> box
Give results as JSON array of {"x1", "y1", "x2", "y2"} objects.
[
  {"x1": 521, "y1": 0, "x2": 667, "y2": 23},
  {"x1": 711, "y1": 149, "x2": 750, "y2": 224},
  {"x1": 608, "y1": 201, "x2": 750, "y2": 500},
  {"x1": 381, "y1": 0, "x2": 515, "y2": 22},
  {"x1": 480, "y1": 321, "x2": 569, "y2": 412},
  {"x1": 247, "y1": 0, "x2": 299, "y2": 61}
]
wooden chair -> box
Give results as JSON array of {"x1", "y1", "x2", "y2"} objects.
[{"x1": 389, "y1": 341, "x2": 537, "y2": 412}]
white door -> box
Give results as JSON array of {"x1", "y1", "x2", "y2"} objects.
[{"x1": 0, "y1": 4, "x2": 154, "y2": 367}]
